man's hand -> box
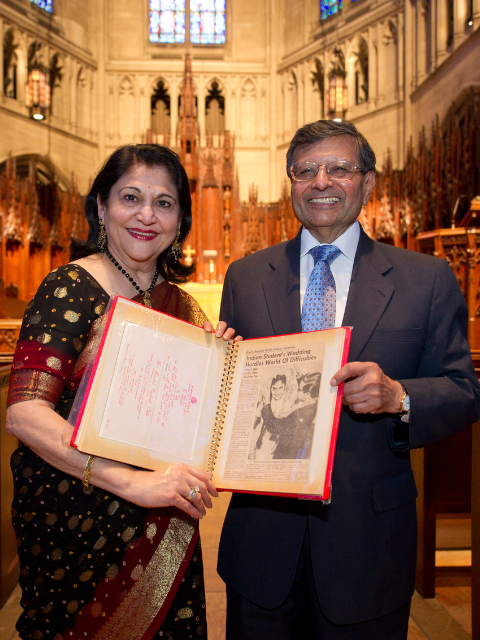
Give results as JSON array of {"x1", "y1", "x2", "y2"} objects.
[
  {"x1": 330, "y1": 362, "x2": 404, "y2": 414},
  {"x1": 203, "y1": 321, "x2": 243, "y2": 343}
]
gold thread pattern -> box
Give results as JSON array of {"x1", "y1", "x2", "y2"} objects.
[
  {"x1": 131, "y1": 565, "x2": 144, "y2": 581},
  {"x1": 54, "y1": 287, "x2": 68, "y2": 298},
  {"x1": 46, "y1": 357, "x2": 62, "y2": 371},
  {"x1": 7, "y1": 370, "x2": 64, "y2": 406},
  {"x1": 91, "y1": 512, "x2": 196, "y2": 640},
  {"x1": 146, "y1": 524, "x2": 157, "y2": 539},
  {"x1": 105, "y1": 564, "x2": 119, "y2": 579},
  {"x1": 52, "y1": 548, "x2": 63, "y2": 561},
  {"x1": 122, "y1": 527, "x2": 136, "y2": 543},
  {"x1": 107, "y1": 500, "x2": 120, "y2": 515},
  {"x1": 37, "y1": 333, "x2": 51, "y2": 344},
  {"x1": 68, "y1": 270, "x2": 79, "y2": 280},
  {"x1": 79, "y1": 570, "x2": 94, "y2": 582},
  {"x1": 64, "y1": 310, "x2": 80, "y2": 323}
]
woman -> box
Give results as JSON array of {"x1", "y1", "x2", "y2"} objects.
[
  {"x1": 6, "y1": 144, "x2": 237, "y2": 640},
  {"x1": 252, "y1": 374, "x2": 291, "y2": 460}
]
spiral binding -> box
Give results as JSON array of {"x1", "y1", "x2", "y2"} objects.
[{"x1": 207, "y1": 341, "x2": 239, "y2": 473}]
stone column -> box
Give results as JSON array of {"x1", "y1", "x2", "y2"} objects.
[
  {"x1": 0, "y1": 19, "x2": 4, "y2": 104},
  {"x1": 434, "y1": 0, "x2": 448, "y2": 67},
  {"x1": 197, "y1": 80, "x2": 205, "y2": 146},
  {"x1": 297, "y1": 65, "x2": 305, "y2": 129},
  {"x1": 416, "y1": 2, "x2": 428, "y2": 84},
  {"x1": 368, "y1": 25, "x2": 377, "y2": 107},
  {"x1": 474, "y1": 0, "x2": 480, "y2": 28},
  {"x1": 170, "y1": 77, "x2": 178, "y2": 144},
  {"x1": 404, "y1": 0, "x2": 415, "y2": 145},
  {"x1": 395, "y1": 12, "x2": 405, "y2": 167},
  {"x1": 377, "y1": 24, "x2": 387, "y2": 104},
  {"x1": 93, "y1": 0, "x2": 106, "y2": 160},
  {"x1": 454, "y1": 0, "x2": 469, "y2": 48}
]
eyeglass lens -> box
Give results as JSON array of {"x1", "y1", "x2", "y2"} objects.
[{"x1": 291, "y1": 161, "x2": 358, "y2": 181}]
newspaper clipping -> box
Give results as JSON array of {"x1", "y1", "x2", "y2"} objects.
[{"x1": 223, "y1": 341, "x2": 325, "y2": 484}]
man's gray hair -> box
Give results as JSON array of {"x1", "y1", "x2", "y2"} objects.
[{"x1": 286, "y1": 120, "x2": 376, "y2": 177}]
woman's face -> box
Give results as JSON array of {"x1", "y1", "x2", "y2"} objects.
[
  {"x1": 98, "y1": 163, "x2": 182, "y2": 270},
  {"x1": 271, "y1": 380, "x2": 286, "y2": 401}
]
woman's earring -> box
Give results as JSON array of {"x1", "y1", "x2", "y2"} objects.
[
  {"x1": 98, "y1": 219, "x2": 107, "y2": 252},
  {"x1": 171, "y1": 231, "x2": 182, "y2": 262}
]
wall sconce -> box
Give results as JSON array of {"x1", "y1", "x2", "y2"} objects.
[{"x1": 25, "y1": 66, "x2": 50, "y2": 120}]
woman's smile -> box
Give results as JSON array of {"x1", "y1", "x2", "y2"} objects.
[{"x1": 126, "y1": 228, "x2": 160, "y2": 241}]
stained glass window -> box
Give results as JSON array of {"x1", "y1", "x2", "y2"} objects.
[
  {"x1": 320, "y1": 0, "x2": 343, "y2": 20},
  {"x1": 30, "y1": 0, "x2": 53, "y2": 13},
  {"x1": 149, "y1": 0, "x2": 186, "y2": 43},
  {"x1": 190, "y1": 0, "x2": 226, "y2": 44},
  {"x1": 149, "y1": 1, "x2": 225, "y2": 45}
]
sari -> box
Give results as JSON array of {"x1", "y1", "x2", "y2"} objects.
[{"x1": 8, "y1": 264, "x2": 209, "y2": 640}]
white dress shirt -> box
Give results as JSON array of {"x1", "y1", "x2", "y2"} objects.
[{"x1": 300, "y1": 221, "x2": 360, "y2": 326}]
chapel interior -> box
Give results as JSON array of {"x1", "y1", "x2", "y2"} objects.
[{"x1": 0, "y1": 0, "x2": 479, "y2": 639}]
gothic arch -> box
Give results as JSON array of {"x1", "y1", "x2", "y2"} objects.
[
  {"x1": 286, "y1": 71, "x2": 298, "y2": 134},
  {"x1": 205, "y1": 78, "x2": 225, "y2": 137},
  {"x1": 240, "y1": 77, "x2": 257, "y2": 141},
  {"x1": 310, "y1": 58, "x2": 325, "y2": 119},
  {"x1": 151, "y1": 77, "x2": 171, "y2": 137},
  {"x1": 119, "y1": 75, "x2": 135, "y2": 142},
  {"x1": 49, "y1": 52, "x2": 65, "y2": 120},
  {"x1": 347, "y1": 35, "x2": 369, "y2": 106},
  {"x1": 76, "y1": 66, "x2": 88, "y2": 131},
  {"x1": 3, "y1": 28, "x2": 21, "y2": 99},
  {"x1": 382, "y1": 19, "x2": 398, "y2": 99}
]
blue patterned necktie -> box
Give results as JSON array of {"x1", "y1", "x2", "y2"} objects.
[{"x1": 301, "y1": 245, "x2": 342, "y2": 332}]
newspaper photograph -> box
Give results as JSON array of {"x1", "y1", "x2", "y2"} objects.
[{"x1": 222, "y1": 341, "x2": 325, "y2": 484}]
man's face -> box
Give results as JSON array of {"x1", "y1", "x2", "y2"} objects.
[{"x1": 290, "y1": 135, "x2": 375, "y2": 243}]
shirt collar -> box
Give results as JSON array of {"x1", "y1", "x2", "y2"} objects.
[{"x1": 300, "y1": 220, "x2": 360, "y2": 262}]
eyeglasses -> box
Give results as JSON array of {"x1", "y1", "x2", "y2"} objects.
[{"x1": 290, "y1": 161, "x2": 363, "y2": 182}]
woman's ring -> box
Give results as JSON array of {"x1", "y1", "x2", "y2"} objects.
[{"x1": 186, "y1": 486, "x2": 200, "y2": 501}]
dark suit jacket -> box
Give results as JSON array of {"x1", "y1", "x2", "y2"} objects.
[{"x1": 217, "y1": 227, "x2": 480, "y2": 625}]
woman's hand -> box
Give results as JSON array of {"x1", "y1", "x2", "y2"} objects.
[
  {"x1": 123, "y1": 463, "x2": 218, "y2": 519},
  {"x1": 203, "y1": 320, "x2": 243, "y2": 343},
  {"x1": 6, "y1": 401, "x2": 218, "y2": 520}
]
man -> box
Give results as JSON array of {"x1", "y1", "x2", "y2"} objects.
[{"x1": 217, "y1": 120, "x2": 480, "y2": 639}]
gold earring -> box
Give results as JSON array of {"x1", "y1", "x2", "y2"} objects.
[
  {"x1": 98, "y1": 219, "x2": 107, "y2": 251},
  {"x1": 171, "y1": 231, "x2": 182, "y2": 262}
]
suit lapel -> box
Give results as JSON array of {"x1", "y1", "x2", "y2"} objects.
[
  {"x1": 343, "y1": 229, "x2": 394, "y2": 362},
  {"x1": 262, "y1": 231, "x2": 303, "y2": 336},
  {"x1": 260, "y1": 227, "x2": 394, "y2": 351}
]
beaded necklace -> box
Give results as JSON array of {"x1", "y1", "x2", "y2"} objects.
[{"x1": 104, "y1": 246, "x2": 159, "y2": 308}]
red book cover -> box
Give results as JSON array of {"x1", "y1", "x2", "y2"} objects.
[{"x1": 67, "y1": 296, "x2": 350, "y2": 500}]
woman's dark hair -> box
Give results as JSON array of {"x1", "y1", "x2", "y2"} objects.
[{"x1": 70, "y1": 144, "x2": 195, "y2": 283}]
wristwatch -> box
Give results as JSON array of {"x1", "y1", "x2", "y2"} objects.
[{"x1": 399, "y1": 382, "x2": 410, "y2": 416}]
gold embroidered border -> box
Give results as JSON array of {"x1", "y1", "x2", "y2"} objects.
[
  {"x1": 71, "y1": 315, "x2": 108, "y2": 379},
  {"x1": 7, "y1": 369, "x2": 65, "y2": 407},
  {"x1": 92, "y1": 512, "x2": 196, "y2": 640}
]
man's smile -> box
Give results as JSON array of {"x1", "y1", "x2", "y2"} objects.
[{"x1": 308, "y1": 197, "x2": 341, "y2": 203}]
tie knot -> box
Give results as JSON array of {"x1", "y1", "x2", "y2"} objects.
[{"x1": 310, "y1": 244, "x2": 341, "y2": 266}]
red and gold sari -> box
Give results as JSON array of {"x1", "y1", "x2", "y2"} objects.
[{"x1": 8, "y1": 265, "x2": 209, "y2": 640}]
